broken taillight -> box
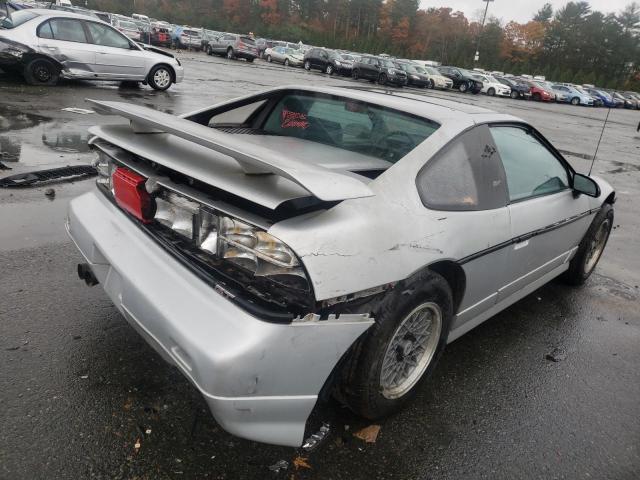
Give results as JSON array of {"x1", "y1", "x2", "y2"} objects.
[{"x1": 112, "y1": 167, "x2": 155, "y2": 223}]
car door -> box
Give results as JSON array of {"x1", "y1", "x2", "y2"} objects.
[
  {"x1": 416, "y1": 124, "x2": 512, "y2": 334},
  {"x1": 489, "y1": 124, "x2": 593, "y2": 301},
  {"x1": 36, "y1": 17, "x2": 95, "y2": 76},
  {"x1": 274, "y1": 47, "x2": 284, "y2": 63},
  {"x1": 85, "y1": 21, "x2": 146, "y2": 80}
]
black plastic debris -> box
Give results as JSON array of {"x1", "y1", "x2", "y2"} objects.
[{"x1": 0, "y1": 165, "x2": 96, "y2": 187}]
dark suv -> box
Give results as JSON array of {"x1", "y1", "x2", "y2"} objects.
[
  {"x1": 437, "y1": 66, "x2": 482, "y2": 93},
  {"x1": 352, "y1": 56, "x2": 408, "y2": 86}
]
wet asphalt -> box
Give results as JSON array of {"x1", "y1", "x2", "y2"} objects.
[{"x1": 1, "y1": 51, "x2": 639, "y2": 479}]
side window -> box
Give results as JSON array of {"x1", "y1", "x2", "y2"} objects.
[
  {"x1": 417, "y1": 125, "x2": 507, "y2": 211},
  {"x1": 48, "y1": 18, "x2": 88, "y2": 43},
  {"x1": 38, "y1": 20, "x2": 54, "y2": 39},
  {"x1": 86, "y1": 22, "x2": 130, "y2": 49},
  {"x1": 490, "y1": 126, "x2": 569, "y2": 202}
]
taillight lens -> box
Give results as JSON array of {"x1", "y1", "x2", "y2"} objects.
[{"x1": 112, "y1": 167, "x2": 155, "y2": 223}]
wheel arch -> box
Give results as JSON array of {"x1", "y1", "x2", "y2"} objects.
[
  {"x1": 150, "y1": 62, "x2": 176, "y2": 83},
  {"x1": 23, "y1": 52, "x2": 64, "y2": 73}
]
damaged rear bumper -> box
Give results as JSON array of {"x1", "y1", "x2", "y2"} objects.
[{"x1": 66, "y1": 190, "x2": 373, "y2": 446}]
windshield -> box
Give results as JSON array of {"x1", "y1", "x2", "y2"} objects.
[
  {"x1": 380, "y1": 59, "x2": 396, "y2": 68},
  {"x1": 0, "y1": 10, "x2": 39, "y2": 29},
  {"x1": 340, "y1": 54, "x2": 355, "y2": 61},
  {"x1": 425, "y1": 67, "x2": 440, "y2": 75},
  {"x1": 286, "y1": 48, "x2": 299, "y2": 55},
  {"x1": 261, "y1": 93, "x2": 440, "y2": 164}
]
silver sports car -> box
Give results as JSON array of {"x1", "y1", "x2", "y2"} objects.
[
  {"x1": 0, "y1": 9, "x2": 184, "y2": 90},
  {"x1": 67, "y1": 85, "x2": 615, "y2": 446}
]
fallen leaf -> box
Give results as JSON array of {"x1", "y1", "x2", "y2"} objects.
[
  {"x1": 353, "y1": 424, "x2": 381, "y2": 443},
  {"x1": 293, "y1": 456, "x2": 312, "y2": 470}
]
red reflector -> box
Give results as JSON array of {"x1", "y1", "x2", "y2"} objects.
[{"x1": 112, "y1": 167, "x2": 155, "y2": 223}]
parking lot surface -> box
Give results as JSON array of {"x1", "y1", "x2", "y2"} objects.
[{"x1": 1, "y1": 51, "x2": 639, "y2": 480}]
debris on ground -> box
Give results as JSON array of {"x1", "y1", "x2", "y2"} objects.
[
  {"x1": 0, "y1": 160, "x2": 12, "y2": 170},
  {"x1": 0, "y1": 165, "x2": 96, "y2": 187},
  {"x1": 145, "y1": 428, "x2": 152, "y2": 435},
  {"x1": 292, "y1": 455, "x2": 312, "y2": 470},
  {"x1": 80, "y1": 374, "x2": 89, "y2": 379},
  {"x1": 61, "y1": 107, "x2": 95, "y2": 115},
  {"x1": 301, "y1": 423, "x2": 330, "y2": 451},
  {"x1": 134, "y1": 438, "x2": 141, "y2": 451},
  {"x1": 268, "y1": 459, "x2": 289, "y2": 472},
  {"x1": 353, "y1": 424, "x2": 381, "y2": 443},
  {"x1": 44, "y1": 188, "x2": 55, "y2": 198},
  {"x1": 545, "y1": 348, "x2": 567, "y2": 362}
]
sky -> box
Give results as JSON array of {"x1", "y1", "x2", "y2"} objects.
[{"x1": 419, "y1": 0, "x2": 632, "y2": 24}]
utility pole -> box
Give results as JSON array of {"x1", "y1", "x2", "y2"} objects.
[{"x1": 474, "y1": 0, "x2": 494, "y2": 63}]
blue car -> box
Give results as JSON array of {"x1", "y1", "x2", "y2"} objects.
[
  {"x1": 552, "y1": 85, "x2": 594, "y2": 106},
  {"x1": 586, "y1": 89, "x2": 620, "y2": 108}
]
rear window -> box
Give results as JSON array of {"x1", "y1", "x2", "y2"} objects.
[
  {"x1": 0, "y1": 10, "x2": 39, "y2": 29},
  {"x1": 240, "y1": 36, "x2": 255, "y2": 44},
  {"x1": 262, "y1": 93, "x2": 439, "y2": 163}
]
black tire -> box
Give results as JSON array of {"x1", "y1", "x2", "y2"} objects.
[
  {"x1": 226, "y1": 47, "x2": 234, "y2": 60},
  {"x1": 267, "y1": 55, "x2": 272, "y2": 62},
  {"x1": 459, "y1": 82, "x2": 468, "y2": 93},
  {"x1": 304, "y1": 60, "x2": 311, "y2": 70},
  {"x1": 352, "y1": 69, "x2": 359, "y2": 80},
  {"x1": 326, "y1": 64, "x2": 334, "y2": 75},
  {"x1": 147, "y1": 65, "x2": 173, "y2": 91},
  {"x1": 284, "y1": 58, "x2": 289, "y2": 66},
  {"x1": 24, "y1": 58, "x2": 59, "y2": 86},
  {"x1": 571, "y1": 97, "x2": 580, "y2": 106},
  {"x1": 429, "y1": 79, "x2": 435, "y2": 89},
  {"x1": 533, "y1": 93, "x2": 541, "y2": 101},
  {"x1": 510, "y1": 90, "x2": 519, "y2": 99},
  {"x1": 206, "y1": 45, "x2": 212, "y2": 56},
  {"x1": 487, "y1": 87, "x2": 495, "y2": 96},
  {"x1": 378, "y1": 73, "x2": 388, "y2": 85},
  {"x1": 246, "y1": 57, "x2": 254, "y2": 63},
  {"x1": 337, "y1": 271, "x2": 453, "y2": 419},
  {"x1": 562, "y1": 203, "x2": 613, "y2": 286}
]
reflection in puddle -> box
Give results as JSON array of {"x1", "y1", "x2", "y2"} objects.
[
  {"x1": 41, "y1": 129, "x2": 90, "y2": 153},
  {"x1": 0, "y1": 105, "x2": 51, "y2": 132}
]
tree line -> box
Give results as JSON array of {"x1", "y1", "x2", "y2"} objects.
[{"x1": 89, "y1": 0, "x2": 640, "y2": 89}]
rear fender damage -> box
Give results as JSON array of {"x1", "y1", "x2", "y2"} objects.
[{"x1": 0, "y1": 37, "x2": 65, "y2": 73}]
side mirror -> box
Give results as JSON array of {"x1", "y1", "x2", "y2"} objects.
[{"x1": 573, "y1": 173, "x2": 600, "y2": 197}]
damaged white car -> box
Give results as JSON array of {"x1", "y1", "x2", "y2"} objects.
[
  {"x1": 67, "y1": 85, "x2": 615, "y2": 446},
  {"x1": 0, "y1": 9, "x2": 183, "y2": 90}
]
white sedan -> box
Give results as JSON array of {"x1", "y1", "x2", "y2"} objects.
[
  {"x1": 472, "y1": 73, "x2": 512, "y2": 97},
  {"x1": 0, "y1": 9, "x2": 184, "y2": 90}
]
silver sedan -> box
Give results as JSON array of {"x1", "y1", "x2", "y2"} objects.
[{"x1": 0, "y1": 9, "x2": 184, "y2": 90}]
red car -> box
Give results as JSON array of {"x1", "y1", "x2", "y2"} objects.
[
  {"x1": 526, "y1": 80, "x2": 556, "y2": 102},
  {"x1": 150, "y1": 24, "x2": 171, "y2": 47}
]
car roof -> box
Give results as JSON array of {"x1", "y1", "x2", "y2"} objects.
[
  {"x1": 26, "y1": 8, "x2": 106, "y2": 23},
  {"x1": 272, "y1": 85, "x2": 518, "y2": 123}
]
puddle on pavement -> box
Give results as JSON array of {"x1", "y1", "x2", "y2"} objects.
[
  {"x1": 0, "y1": 104, "x2": 92, "y2": 173},
  {"x1": 604, "y1": 160, "x2": 640, "y2": 174}
]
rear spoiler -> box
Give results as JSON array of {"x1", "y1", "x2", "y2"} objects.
[{"x1": 86, "y1": 99, "x2": 374, "y2": 202}]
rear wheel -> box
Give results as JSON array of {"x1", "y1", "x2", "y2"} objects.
[
  {"x1": 147, "y1": 65, "x2": 173, "y2": 91},
  {"x1": 267, "y1": 54, "x2": 272, "y2": 62},
  {"x1": 284, "y1": 58, "x2": 289, "y2": 66},
  {"x1": 226, "y1": 47, "x2": 235, "y2": 60},
  {"x1": 24, "y1": 58, "x2": 59, "y2": 86},
  {"x1": 206, "y1": 45, "x2": 212, "y2": 56},
  {"x1": 459, "y1": 82, "x2": 468, "y2": 93},
  {"x1": 352, "y1": 69, "x2": 359, "y2": 80},
  {"x1": 562, "y1": 204, "x2": 613, "y2": 285},
  {"x1": 571, "y1": 97, "x2": 580, "y2": 106},
  {"x1": 487, "y1": 87, "x2": 495, "y2": 96},
  {"x1": 429, "y1": 79, "x2": 435, "y2": 89},
  {"x1": 337, "y1": 271, "x2": 452, "y2": 419},
  {"x1": 304, "y1": 60, "x2": 311, "y2": 70},
  {"x1": 246, "y1": 57, "x2": 254, "y2": 63},
  {"x1": 326, "y1": 64, "x2": 334, "y2": 75},
  {"x1": 510, "y1": 90, "x2": 519, "y2": 99},
  {"x1": 533, "y1": 92, "x2": 541, "y2": 101}
]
